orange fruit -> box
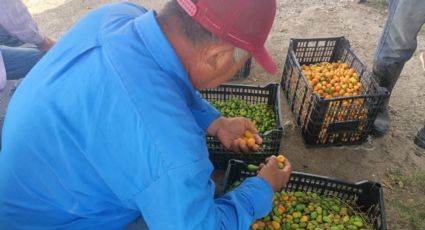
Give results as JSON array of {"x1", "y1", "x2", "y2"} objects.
[
  {"x1": 276, "y1": 155, "x2": 286, "y2": 163},
  {"x1": 244, "y1": 130, "x2": 254, "y2": 138},
  {"x1": 246, "y1": 137, "x2": 256, "y2": 147}
]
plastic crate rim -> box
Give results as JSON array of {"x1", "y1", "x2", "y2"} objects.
[{"x1": 225, "y1": 159, "x2": 383, "y2": 188}]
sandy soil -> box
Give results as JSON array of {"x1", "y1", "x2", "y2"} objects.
[{"x1": 1, "y1": 0, "x2": 424, "y2": 229}]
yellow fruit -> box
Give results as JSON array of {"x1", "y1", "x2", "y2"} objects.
[
  {"x1": 300, "y1": 215, "x2": 308, "y2": 223},
  {"x1": 271, "y1": 221, "x2": 280, "y2": 229},
  {"x1": 244, "y1": 130, "x2": 254, "y2": 138},
  {"x1": 276, "y1": 155, "x2": 286, "y2": 163}
]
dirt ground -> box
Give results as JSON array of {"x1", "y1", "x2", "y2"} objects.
[{"x1": 2, "y1": 0, "x2": 424, "y2": 229}]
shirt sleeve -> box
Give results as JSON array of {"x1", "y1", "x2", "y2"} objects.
[
  {"x1": 0, "y1": 0, "x2": 44, "y2": 44},
  {"x1": 132, "y1": 158, "x2": 274, "y2": 230},
  {"x1": 190, "y1": 92, "x2": 221, "y2": 131}
]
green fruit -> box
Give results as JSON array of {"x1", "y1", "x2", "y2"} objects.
[
  {"x1": 316, "y1": 215, "x2": 323, "y2": 223},
  {"x1": 339, "y1": 207, "x2": 348, "y2": 216},
  {"x1": 323, "y1": 216, "x2": 331, "y2": 223},
  {"x1": 307, "y1": 223, "x2": 316, "y2": 230},
  {"x1": 290, "y1": 224, "x2": 299, "y2": 229},
  {"x1": 316, "y1": 207, "x2": 323, "y2": 214},
  {"x1": 287, "y1": 207, "x2": 294, "y2": 214},
  {"x1": 246, "y1": 164, "x2": 259, "y2": 172},
  {"x1": 347, "y1": 225, "x2": 358, "y2": 230},
  {"x1": 294, "y1": 191, "x2": 304, "y2": 197},
  {"x1": 272, "y1": 215, "x2": 281, "y2": 223},
  {"x1": 353, "y1": 221, "x2": 363, "y2": 227},
  {"x1": 273, "y1": 207, "x2": 279, "y2": 216},
  {"x1": 354, "y1": 216, "x2": 363, "y2": 223},
  {"x1": 285, "y1": 222, "x2": 291, "y2": 230},
  {"x1": 295, "y1": 204, "x2": 306, "y2": 211},
  {"x1": 277, "y1": 162, "x2": 284, "y2": 169},
  {"x1": 293, "y1": 212, "x2": 302, "y2": 218}
]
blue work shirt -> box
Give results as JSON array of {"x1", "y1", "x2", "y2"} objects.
[{"x1": 0, "y1": 3, "x2": 273, "y2": 229}]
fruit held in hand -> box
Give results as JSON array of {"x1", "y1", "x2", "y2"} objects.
[
  {"x1": 238, "y1": 130, "x2": 259, "y2": 148},
  {"x1": 276, "y1": 154, "x2": 286, "y2": 169}
]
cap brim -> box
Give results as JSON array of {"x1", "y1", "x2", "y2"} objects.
[{"x1": 252, "y1": 47, "x2": 277, "y2": 74}]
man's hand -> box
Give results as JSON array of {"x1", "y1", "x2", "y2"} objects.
[
  {"x1": 207, "y1": 116, "x2": 262, "y2": 153},
  {"x1": 36, "y1": 36, "x2": 56, "y2": 52},
  {"x1": 258, "y1": 156, "x2": 292, "y2": 192}
]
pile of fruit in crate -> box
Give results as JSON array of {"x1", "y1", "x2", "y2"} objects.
[
  {"x1": 210, "y1": 98, "x2": 276, "y2": 133},
  {"x1": 301, "y1": 61, "x2": 370, "y2": 143},
  {"x1": 301, "y1": 61, "x2": 362, "y2": 99},
  {"x1": 301, "y1": 61, "x2": 368, "y2": 122},
  {"x1": 251, "y1": 191, "x2": 372, "y2": 230},
  {"x1": 227, "y1": 154, "x2": 373, "y2": 230}
]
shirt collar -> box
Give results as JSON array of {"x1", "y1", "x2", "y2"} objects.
[{"x1": 134, "y1": 10, "x2": 199, "y2": 105}]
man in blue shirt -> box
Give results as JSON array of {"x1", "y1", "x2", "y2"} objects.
[{"x1": 0, "y1": 0, "x2": 292, "y2": 229}]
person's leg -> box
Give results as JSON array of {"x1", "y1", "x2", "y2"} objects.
[
  {"x1": 0, "y1": 26, "x2": 24, "y2": 47},
  {"x1": 373, "y1": 0, "x2": 425, "y2": 136},
  {"x1": 0, "y1": 45, "x2": 45, "y2": 80}
]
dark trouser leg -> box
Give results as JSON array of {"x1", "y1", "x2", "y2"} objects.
[
  {"x1": 0, "y1": 45, "x2": 45, "y2": 80},
  {"x1": 372, "y1": 63, "x2": 404, "y2": 136},
  {"x1": 372, "y1": 0, "x2": 425, "y2": 136}
]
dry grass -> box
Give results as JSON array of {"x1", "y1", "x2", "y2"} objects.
[
  {"x1": 367, "y1": 0, "x2": 388, "y2": 12},
  {"x1": 385, "y1": 169, "x2": 425, "y2": 229}
]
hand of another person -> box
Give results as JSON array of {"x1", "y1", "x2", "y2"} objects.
[
  {"x1": 258, "y1": 155, "x2": 292, "y2": 192},
  {"x1": 37, "y1": 36, "x2": 56, "y2": 52},
  {"x1": 208, "y1": 116, "x2": 262, "y2": 153}
]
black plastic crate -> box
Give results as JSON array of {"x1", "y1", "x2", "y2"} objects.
[
  {"x1": 281, "y1": 37, "x2": 389, "y2": 146},
  {"x1": 222, "y1": 159, "x2": 387, "y2": 230},
  {"x1": 200, "y1": 83, "x2": 283, "y2": 169},
  {"x1": 232, "y1": 58, "x2": 252, "y2": 80}
]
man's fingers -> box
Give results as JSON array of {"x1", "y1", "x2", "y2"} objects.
[
  {"x1": 238, "y1": 139, "x2": 250, "y2": 153},
  {"x1": 230, "y1": 139, "x2": 242, "y2": 153},
  {"x1": 245, "y1": 119, "x2": 258, "y2": 134},
  {"x1": 254, "y1": 134, "x2": 263, "y2": 145},
  {"x1": 282, "y1": 159, "x2": 292, "y2": 173},
  {"x1": 266, "y1": 155, "x2": 277, "y2": 165},
  {"x1": 259, "y1": 163, "x2": 265, "y2": 170},
  {"x1": 251, "y1": 144, "x2": 260, "y2": 151}
]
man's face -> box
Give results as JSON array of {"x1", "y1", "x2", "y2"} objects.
[{"x1": 189, "y1": 44, "x2": 251, "y2": 90}]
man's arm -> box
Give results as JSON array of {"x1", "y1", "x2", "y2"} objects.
[
  {"x1": 190, "y1": 92, "x2": 222, "y2": 132},
  {"x1": 0, "y1": 0, "x2": 54, "y2": 50},
  {"x1": 132, "y1": 158, "x2": 274, "y2": 230}
]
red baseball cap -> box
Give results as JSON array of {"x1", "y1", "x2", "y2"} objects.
[{"x1": 177, "y1": 0, "x2": 277, "y2": 74}]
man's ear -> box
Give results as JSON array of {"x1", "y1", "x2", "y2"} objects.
[{"x1": 203, "y1": 43, "x2": 234, "y2": 73}]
